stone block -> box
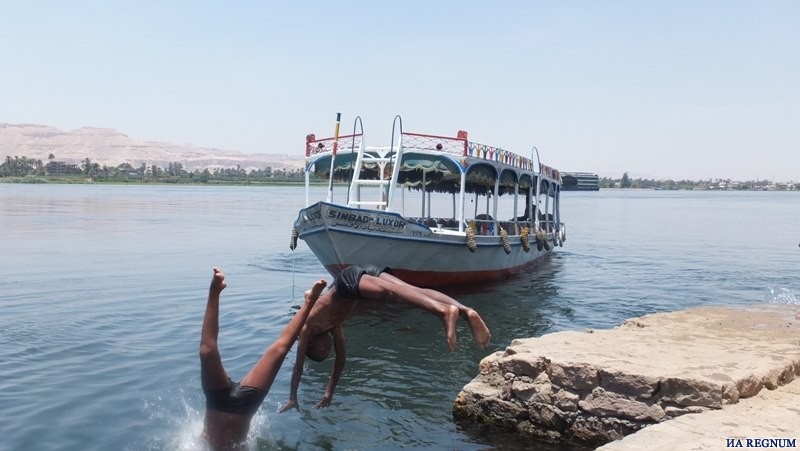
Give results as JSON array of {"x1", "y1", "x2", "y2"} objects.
[
  {"x1": 512, "y1": 377, "x2": 552, "y2": 404},
  {"x1": 598, "y1": 369, "x2": 660, "y2": 399},
  {"x1": 721, "y1": 381, "x2": 740, "y2": 404},
  {"x1": 566, "y1": 415, "x2": 625, "y2": 446},
  {"x1": 578, "y1": 387, "x2": 665, "y2": 422},
  {"x1": 478, "y1": 352, "x2": 503, "y2": 375},
  {"x1": 735, "y1": 374, "x2": 763, "y2": 399},
  {"x1": 480, "y1": 397, "x2": 528, "y2": 422},
  {"x1": 528, "y1": 402, "x2": 568, "y2": 431},
  {"x1": 660, "y1": 377, "x2": 723, "y2": 408},
  {"x1": 500, "y1": 355, "x2": 549, "y2": 379},
  {"x1": 663, "y1": 405, "x2": 709, "y2": 417},
  {"x1": 554, "y1": 389, "x2": 580, "y2": 411},
  {"x1": 548, "y1": 362, "x2": 599, "y2": 392}
]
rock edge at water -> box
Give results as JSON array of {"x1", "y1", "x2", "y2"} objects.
[{"x1": 453, "y1": 304, "x2": 800, "y2": 448}]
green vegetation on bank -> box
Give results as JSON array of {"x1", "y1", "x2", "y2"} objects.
[
  {"x1": 1, "y1": 156, "x2": 797, "y2": 190},
  {"x1": 0, "y1": 155, "x2": 317, "y2": 185},
  {"x1": 600, "y1": 172, "x2": 799, "y2": 191}
]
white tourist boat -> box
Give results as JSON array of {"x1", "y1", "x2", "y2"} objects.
[{"x1": 291, "y1": 115, "x2": 565, "y2": 287}]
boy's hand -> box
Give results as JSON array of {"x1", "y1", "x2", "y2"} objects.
[
  {"x1": 278, "y1": 399, "x2": 300, "y2": 413},
  {"x1": 314, "y1": 394, "x2": 333, "y2": 409}
]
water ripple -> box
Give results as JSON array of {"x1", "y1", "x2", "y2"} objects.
[
  {"x1": 1, "y1": 185, "x2": 797, "y2": 451},
  {"x1": 766, "y1": 286, "x2": 799, "y2": 305}
]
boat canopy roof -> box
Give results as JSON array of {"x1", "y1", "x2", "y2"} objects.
[{"x1": 305, "y1": 131, "x2": 562, "y2": 196}]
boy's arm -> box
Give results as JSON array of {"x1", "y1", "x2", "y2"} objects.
[
  {"x1": 314, "y1": 325, "x2": 346, "y2": 408},
  {"x1": 272, "y1": 280, "x2": 326, "y2": 351},
  {"x1": 279, "y1": 325, "x2": 311, "y2": 413},
  {"x1": 240, "y1": 280, "x2": 326, "y2": 392}
]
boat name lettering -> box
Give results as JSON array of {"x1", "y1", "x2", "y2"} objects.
[
  {"x1": 376, "y1": 217, "x2": 406, "y2": 227},
  {"x1": 328, "y1": 211, "x2": 371, "y2": 223},
  {"x1": 304, "y1": 210, "x2": 322, "y2": 221},
  {"x1": 327, "y1": 210, "x2": 407, "y2": 231}
]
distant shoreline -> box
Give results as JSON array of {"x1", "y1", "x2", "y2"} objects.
[
  {"x1": 2, "y1": 155, "x2": 796, "y2": 191},
  {"x1": 0, "y1": 176, "x2": 330, "y2": 187},
  {"x1": 0, "y1": 176, "x2": 795, "y2": 191}
]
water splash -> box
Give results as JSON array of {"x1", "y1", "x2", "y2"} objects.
[
  {"x1": 765, "y1": 287, "x2": 799, "y2": 305},
  {"x1": 142, "y1": 392, "x2": 206, "y2": 451},
  {"x1": 141, "y1": 391, "x2": 277, "y2": 451},
  {"x1": 248, "y1": 411, "x2": 275, "y2": 449}
]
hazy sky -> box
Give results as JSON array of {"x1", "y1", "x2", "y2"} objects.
[{"x1": 1, "y1": 1, "x2": 797, "y2": 181}]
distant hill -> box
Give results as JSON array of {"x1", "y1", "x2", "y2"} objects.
[{"x1": 0, "y1": 123, "x2": 305, "y2": 172}]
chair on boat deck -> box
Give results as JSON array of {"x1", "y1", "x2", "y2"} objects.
[
  {"x1": 442, "y1": 218, "x2": 458, "y2": 229},
  {"x1": 475, "y1": 214, "x2": 494, "y2": 235},
  {"x1": 499, "y1": 221, "x2": 516, "y2": 235}
]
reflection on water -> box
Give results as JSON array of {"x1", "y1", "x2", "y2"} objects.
[
  {"x1": 766, "y1": 287, "x2": 799, "y2": 305},
  {"x1": 450, "y1": 254, "x2": 568, "y2": 345}
]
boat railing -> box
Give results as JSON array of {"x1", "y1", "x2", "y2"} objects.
[
  {"x1": 400, "y1": 132, "x2": 467, "y2": 156},
  {"x1": 408, "y1": 217, "x2": 460, "y2": 229},
  {"x1": 539, "y1": 163, "x2": 561, "y2": 182},
  {"x1": 399, "y1": 132, "x2": 539, "y2": 174},
  {"x1": 499, "y1": 220, "x2": 526, "y2": 236},
  {"x1": 537, "y1": 218, "x2": 557, "y2": 233},
  {"x1": 405, "y1": 217, "x2": 539, "y2": 237},
  {"x1": 305, "y1": 133, "x2": 364, "y2": 157},
  {"x1": 467, "y1": 142, "x2": 537, "y2": 172}
]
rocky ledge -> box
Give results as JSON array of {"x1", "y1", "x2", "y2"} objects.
[{"x1": 453, "y1": 305, "x2": 800, "y2": 449}]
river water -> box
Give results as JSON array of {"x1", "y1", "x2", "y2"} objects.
[{"x1": 0, "y1": 184, "x2": 797, "y2": 450}]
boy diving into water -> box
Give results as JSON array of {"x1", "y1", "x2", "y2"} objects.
[
  {"x1": 199, "y1": 267, "x2": 326, "y2": 450},
  {"x1": 279, "y1": 265, "x2": 492, "y2": 412}
]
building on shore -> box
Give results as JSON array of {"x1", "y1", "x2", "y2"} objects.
[{"x1": 561, "y1": 172, "x2": 600, "y2": 191}]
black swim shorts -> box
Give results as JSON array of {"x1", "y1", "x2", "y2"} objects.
[
  {"x1": 203, "y1": 378, "x2": 266, "y2": 416},
  {"x1": 334, "y1": 264, "x2": 391, "y2": 299}
]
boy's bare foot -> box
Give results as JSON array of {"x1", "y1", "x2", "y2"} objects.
[
  {"x1": 211, "y1": 267, "x2": 227, "y2": 292},
  {"x1": 466, "y1": 309, "x2": 491, "y2": 349},
  {"x1": 305, "y1": 279, "x2": 327, "y2": 304},
  {"x1": 443, "y1": 305, "x2": 459, "y2": 351}
]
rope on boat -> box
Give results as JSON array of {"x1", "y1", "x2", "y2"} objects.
[
  {"x1": 466, "y1": 221, "x2": 477, "y2": 252},
  {"x1": 500, "y1": 228, "x2": 511, "y2": 254},
  {"x1": 290, "y1": 228, "x2": 299, "y2": 250},
  {"x1": 520, "y1": 227, "x2": 531, "y2": 252},
  {"x1": 291, "y1": 246, "x2": 296, "y2": 302}
]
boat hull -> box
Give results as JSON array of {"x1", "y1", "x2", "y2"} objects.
[{"x1": 294, "y1": 202, "x2": 553, "y2": 287}]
